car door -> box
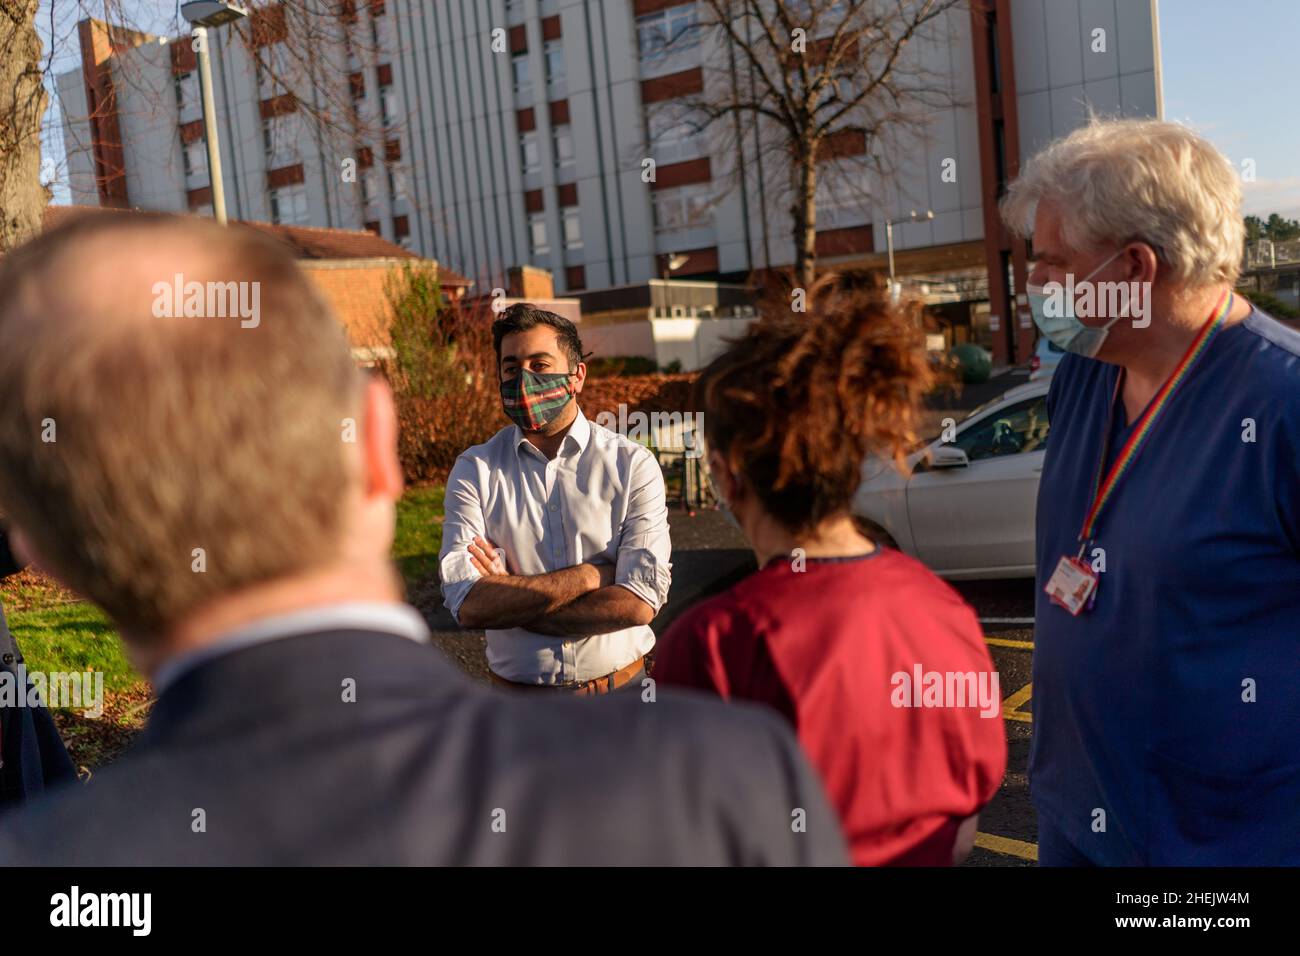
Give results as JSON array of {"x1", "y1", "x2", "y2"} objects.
[{"x1": 904, "y1": 395, "x2": 1049, "y2": 575}]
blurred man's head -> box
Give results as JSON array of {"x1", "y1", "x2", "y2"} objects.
[{"x1": 0, "y1": 213, "x2": 402, "y2": 655}]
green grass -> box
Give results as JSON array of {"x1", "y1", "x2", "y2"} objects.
[
  {"x1": 4, "y1": 601, "x2": 135, "y2": 694},
  {"x1": 393, "y1": 483, "x2": 445, "y2": 582},
  {"x1": 5, "y1": 484, "x2": 447, "y2": 697}
]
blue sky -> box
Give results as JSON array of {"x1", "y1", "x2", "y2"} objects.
[
  {"x1": 1159, "y1": 0, "x2": 1300, "y2": 221},
  {"x1": 39, "y1": 0, "x2": 1300, "y2": 221}
]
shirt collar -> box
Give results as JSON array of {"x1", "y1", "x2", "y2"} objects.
[
  {"x1": 152, "y1": 601, "x2": 431, "y2": 695},
  {"x1": 514, "y1": 404, "x2": 590, "y2": 459}
]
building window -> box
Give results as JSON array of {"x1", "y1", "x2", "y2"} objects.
[
  {"x1": 262, "y1": 113, "x2": 301, "y2": 168},
  {"x1": 361, "y1": 168, "x2": 379, "y2": 207},
  {"x1": 512, "y1": 52, "x2": 531, "y2": 96},
  {"x1": 814, "y1": 173, "x2": 866, "y2": 229},
  {"x1": 256, "y1": 42, "x2": 293, "y2": 97},
  {"x1": 387, "y1": 165, "x2": 406, "y2": 202},
  {"x1": 553, "y1": 125, "x2": 574, "y2": 169},
  {"x1": 520, "y1": 131, "x2": 541, "y2": 175},
  {"x1": 174, "y1": 72, "x2": 200, "y2": 117},
  {"x1": 380, "y1": 85, "x2": 400, "y2": 128},
  {"x1": 269, "y1": 185, "x2": 309, "y2": 225},
  {"x1": 652, "y1": 182, "x2": 712, "y2": 232},
  {"x1": 562, "y1": 206, "x2": 582, "y2": 250},
  {"x1": 182, "y1": 138, "x2": 208, "y2": 179},
  {"x1": 637, "y1": 2, "x2": 700, "y2": 63},
  {"x1": 528, "y1": 212, "x2": 549, "y2": 255},
  {"x1": 544, "y1": 40, "x2": 565, "y2": 86},
  {"x1": 645, "y1": 100, "x2": 705, "y2": 162},
  {"x1": 370, "y1": 5, "x2": 391, "y2": 49}
]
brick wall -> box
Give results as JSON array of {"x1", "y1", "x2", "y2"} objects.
[{"x1": 299, "y1": 260, "x2": 402, "y2": 355}]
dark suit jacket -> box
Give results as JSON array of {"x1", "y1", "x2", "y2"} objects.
[
  {"x1": 0, "y1": 622, "x2": 848, "y2": 865},
  {"x1": 0, "y1": 531, "x2": 77, "y2": 810}
]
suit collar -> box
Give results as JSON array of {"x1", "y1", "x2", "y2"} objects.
[{"x1": 144, "y1": 626, "x2": 462, "y2": 745}]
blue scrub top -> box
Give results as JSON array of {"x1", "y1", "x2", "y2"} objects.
[{"x1": 1032, "y1": 307, "x2": 1300, "y2": 865}]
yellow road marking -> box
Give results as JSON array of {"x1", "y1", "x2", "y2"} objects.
[
  {"x1": 986, "y1": 636, "x2": 1034, "y2": 650},
  {"x1": 975, "y1": 831, "x2": 1039, "y2": 862},
  {"x1": 1002, "y1": 681, "x2": 1033, "y2": 723}
]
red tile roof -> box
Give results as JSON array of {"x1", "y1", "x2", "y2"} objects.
[{"x1": 41, "y1": 205, "x2": 472, "y2": 288}]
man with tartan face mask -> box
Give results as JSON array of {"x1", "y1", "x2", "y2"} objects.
[
  {"x1": 438, "y1": 305, "x2": 673, "y2": 696},
  {"x1": 500, "y1": 366, "x2": 577, "y2": 432}
]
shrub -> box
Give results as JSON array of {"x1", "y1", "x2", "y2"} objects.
[
  {"x1": 1240, "y1": 289, "x2": 1300, "y2": 320},
  {"x1": 380, "y1": 266, "x2": 502, "y2": 483},
  {"x1": 584, "y1": 355, "x2": 659, "y2": 377},
  {"x1": 950, "y1": 343, "x2": 992, "y2": 383}
]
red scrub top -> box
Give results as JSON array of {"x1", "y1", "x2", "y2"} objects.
[{"x1": 654, "y1": 548, "x2": 1007, "y2": 866}]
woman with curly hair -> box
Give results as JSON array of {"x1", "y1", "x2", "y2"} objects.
[{"x1": 654, "y1": 280, "x2": 1006, "y2": 866}]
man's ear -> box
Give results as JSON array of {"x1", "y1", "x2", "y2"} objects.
[
  {"x1": 7, "y1": 527, "x2": 76, "y2": 595},
  {"x1": 571, "y1": 360, "x2": 586, "y2": 395},
  {"x1": 7, "y1": 527, "x2": 38, "y2": 572},
  {"x1": 362, "y1": 375, "x2": 403, "y2": 502},
  {"x1": 707, "y1": 448, "x2": 740, "y2": 504}
]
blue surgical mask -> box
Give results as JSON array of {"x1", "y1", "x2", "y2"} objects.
[{"x1": 1026, "y1": 250, "x2": 1125, "y2": 358}]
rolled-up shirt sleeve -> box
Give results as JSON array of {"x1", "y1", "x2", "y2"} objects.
[
  {"x1": 614, "y1": 448, "x2": 672, "y2": 614},
  {"x1": 438, "y1": 455, "x2": 485, "y2": 625}
]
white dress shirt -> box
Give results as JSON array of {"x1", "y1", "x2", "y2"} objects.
[{"x1": 439, "y1": 406, "x2": 672, "y2": 684}]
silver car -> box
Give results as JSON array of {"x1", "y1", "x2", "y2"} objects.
[{"x1": 852, "y1": 380, "x2": 1051, "y2": 579}]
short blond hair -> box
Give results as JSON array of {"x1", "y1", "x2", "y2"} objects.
[
  {"x1": 1001, "y1": 117, "x2": 1244, "y2": 287},
  {"x1": 0, "y1": 213, "x2": 363, "y2": 637}
]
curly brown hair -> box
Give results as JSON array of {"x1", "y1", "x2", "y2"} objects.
[{"x1": 696, "y1": 276, "x2": 935, "y2": 535}]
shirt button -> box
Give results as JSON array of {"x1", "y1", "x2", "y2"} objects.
[{"x1": 549, "y1": 504, "x2": 558, "y2": 512}]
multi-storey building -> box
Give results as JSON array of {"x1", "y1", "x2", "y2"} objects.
[{"x1": 58, "y1": 0, "x2": 1162, "y2": 363}]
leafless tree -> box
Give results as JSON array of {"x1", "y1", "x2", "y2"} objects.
[
  {"x1": 1, "y1": 0, "x2": 403, "y2": 253},
  {"x1": 658, "y1": 0, "x2": 963, "y2": 288},
  {"x1": 1, "y1": 0, "x2": 50, "y2": 250}
]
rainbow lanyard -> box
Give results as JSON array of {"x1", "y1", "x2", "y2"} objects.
[{"x1": 1076, "y1": 290, "x2": 1233, "y2": 554}]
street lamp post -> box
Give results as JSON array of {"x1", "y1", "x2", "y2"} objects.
[
  {"x1": 885, "y1": 209, "x2": 934, "y2": 299},
  {"x1": 181, "y1": 2, "x2": 249, "y2": 225},
  {"x1": 661, "y1": 252, "x2": 689, "y2": 315}
]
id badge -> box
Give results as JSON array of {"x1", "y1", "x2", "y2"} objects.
[{"x1": 1044, "y1": 555, "x2": 1098, "y2": 616}]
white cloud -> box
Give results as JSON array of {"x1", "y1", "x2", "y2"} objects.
[{"x1": 1242, "y1": 177, "x2": 1300, "y2": 221}]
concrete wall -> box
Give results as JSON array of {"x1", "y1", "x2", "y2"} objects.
[
  {"x1": 1011, "y1": 0, "x2": 1162, "y2": 161},
  {"x1": 580, "y1": 314, "x2": 751, "y2": 371}
]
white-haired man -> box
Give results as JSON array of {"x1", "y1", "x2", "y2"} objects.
[{"x1": 1001, "y1": 118, "x2": 1300, "y2": 866}]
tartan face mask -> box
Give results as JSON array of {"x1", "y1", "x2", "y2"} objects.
[{"x1": 500, "y1": 367, "x2": 576, "y2": 432}]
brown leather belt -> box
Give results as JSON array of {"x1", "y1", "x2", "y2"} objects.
[{"x1": 489, "y1": 655, "x2": 645, "y2": 697}]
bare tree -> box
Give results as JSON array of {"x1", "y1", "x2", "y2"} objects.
[
  {"x1": 663, "y1": 0, "x2": 962, "y2": 288},
  {"x1": 1, "y1": 0, "x2": 50, "y2": 251},
  {"x1": 2, "y1": 0, "x2": 405, "y2": 253}
]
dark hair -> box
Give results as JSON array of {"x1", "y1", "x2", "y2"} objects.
[
  {"x1": 491, "y1": 304, "x2": 585, "y2": 372},
  {"x1": 696, "y1": 276, "x2": 936, "y2": 535}
]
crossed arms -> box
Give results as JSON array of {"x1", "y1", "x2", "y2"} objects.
[
  {"x1": 438, "y1": 450, "x2": 671, "y2": 637},
  {"x1": 453, "y1": 539, "x2": 654, "y2": 635}
]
